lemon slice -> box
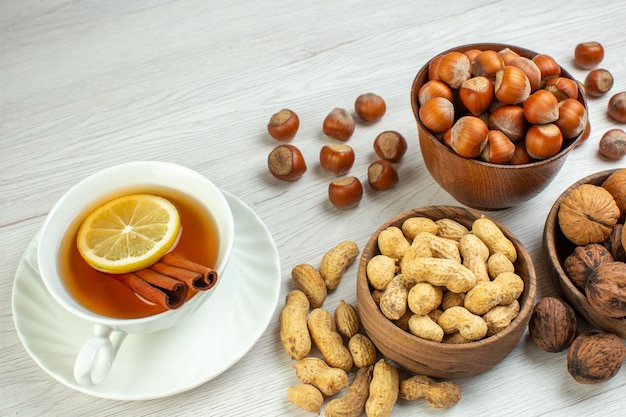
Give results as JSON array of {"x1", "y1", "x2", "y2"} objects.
[{"x1": 76, "y1": 194, "x2": 181, "y2": 274}]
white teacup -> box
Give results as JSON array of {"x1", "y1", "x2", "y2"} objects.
[{"x1": 37, "y1": 161, "x2": 234, "y2": 386}]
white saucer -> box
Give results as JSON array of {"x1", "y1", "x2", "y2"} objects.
[{"x1": 11, "y1": 191, "x2": 281, "y2": 400}]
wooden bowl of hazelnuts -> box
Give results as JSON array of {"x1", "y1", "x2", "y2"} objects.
[
  {"x1": 543, "y1": 169, "x2": 626, "y2": 338},
  {"x1": 411, "y1": 43, "x2": 588, "y2": 211},
  {"x1": 355, "y1": 205, "x2": 537, "y2": 378}
]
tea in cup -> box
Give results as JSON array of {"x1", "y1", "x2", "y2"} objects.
[{"x1": 37, "y1": 161, "x2": 234, "y2": 385}]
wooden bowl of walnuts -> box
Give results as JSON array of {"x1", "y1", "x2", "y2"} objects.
[
  {"x1": 356, "y1": 205, "x2": 537, "y2": 378},
  {"x1": 411, "y1": 43, "x2": 587, "y2": 211},
  {"x1": 543, "y1": 169, "x2": 626, "y2": 338}
]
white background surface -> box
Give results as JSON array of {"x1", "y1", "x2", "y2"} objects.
[{"x1": 2, "y1": 0, "x2": 626, "y2": 415}]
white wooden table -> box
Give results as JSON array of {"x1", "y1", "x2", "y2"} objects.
[{"x1": 2, "y1": 1, "x2": 626, "y2": 415}]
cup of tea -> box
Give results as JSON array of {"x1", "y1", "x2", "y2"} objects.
[{"x1": 36, "y1": 161, "x2": 235, "y2": 386}]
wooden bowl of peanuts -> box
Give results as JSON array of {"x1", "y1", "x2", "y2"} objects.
[{"x1": 356, "y1": 205, "x2": 537, "y2": 378}]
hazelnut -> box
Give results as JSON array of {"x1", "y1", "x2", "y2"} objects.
[
  {"x1": 564, "y1": 243, "x2": 614, "y2": 292},
  {"x1": 599, "y1": 129, "x2": 626, "y2": 160},
  {"x1": 373, "y1": 131, "x2": 407, "y2": 162},
  {"x1": 267, "y1": 109, "x2": 299, "y2": 141},
  {"x1": 267, "y1": 144, "x2": 307, "y2": 181},
  {"x1": 367, "y1": 160, "x2": 399, "y2": 191},
  {"x1": 355, "y1": 93, "x2": 386, "y2": 122},
  {"x1": 319, "y1": 143, "x2": 355, "y2": 176},
  {"x1": 586, "y1": 261, "x2": 626, "y2": 318},
  {"x1": 328, "y1": 176, "x2": 363, "y2": 209},
  {"x1": 528, "y1": 297, "x2": 577, "y2": 352},
  {"x1": 574, "y1": 42, "x2": 604, "y2": 69},
  {"x1": 584, "y1": 68, "x2": 614, "y2": 97},
  {"x1": 323, "y1": 108, "x2": 355, "y2": 141},
  {"x1": 607, "y1": 92, "x2": 626, "y2": 123},
  {"x1": 567, "y1": 331, "x2": 626, "y2": 384},
  {"x1": 524, "y1": 123, "x2": 563, "y2": 160}
]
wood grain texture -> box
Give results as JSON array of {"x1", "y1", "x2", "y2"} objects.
[{"x1": 2, "y1": 0, "x2": 626, "y2": 415}]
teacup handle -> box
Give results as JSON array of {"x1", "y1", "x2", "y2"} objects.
[{"x1": 74, "y1": 324, "x2": 127, "y2": 386}]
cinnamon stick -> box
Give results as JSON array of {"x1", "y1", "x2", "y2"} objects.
[
  {"x1": 150, "y1": 261, "x2": 208, "y2": 291},
  {"x1": 115, "y1": 270, "x2": 188, "y2": 310},
  {"x1": 160, "y1": 253, "x2": 218, "y2": 290}
]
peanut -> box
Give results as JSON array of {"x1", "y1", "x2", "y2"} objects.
[
  {"x1": 292, "y1": 263, "x2": 327, "y2": 308},
  {"x1": 399, "y1": 375, "x2": 462, "y2": 408},
  {"x1": 435, "y1": 218, "x2": 469, "y2": 241},
  {"x1": 335, "y1": 300, "x2": 360, "y2": 338},
  {"x1": 293, "y1": 357, "x2": 349, "y2": 397},
  {"x1": 325, "y1": 365, "x2": 373, "y2": 417},
  {"x1": 463, "y1": 256, "x2": 490, "y2": 284},
  {"x1": 365, "y1": 359, "x2": 399, "y2": 417},
  {"x1": 279, "y1": 290, "x2": 311, "y2": 360},
  {"x1": 418, "y1": 232, "x2": 461, "y2": 262},
  {"x1": 484, "y1": 300, "x2": 520, "y2": 336},
  {"x1": 402, "y1": 257, "x2": 476, "y2": 293},
  {"x1": 399, "y1": 235, "x2": 432, "y2": 270},
  {"x1": 472, "y1": 216, "x2": 517, "y2": 263},
  {"x1": 393, "y1": 310, "x2": 412, "y2": 332},
  {"x1": 401, "y1": 216, "x2": 439, "y2": 240},
  {"x1": 379, "y1": 274, "x2": 409, "y2": 320},
  {"x1": 486, "y1": 252, "x2": 515, "y2": 279},
  {"x1": 288, "y1": 384, "x2": 324, "y2": 414},
  {"x1": 464, "y1": 271, "x2": 524, "y2": 315},
  {"x1": 377, "y1": 226, "x2": 410, "y2": 259},
  {"x1": 427, "y1": 308, "x2": 444, "y2": 323},
  {"x1": 366, "y1": 254, "x2": 397, "y2": 291},
  {"x1": 348, "y1": 333, "x2": 377, "y2": 368},
  {"x1": 408, "y1": 314, "x2": 444, "y2": 342},
  {"x1": 441, "y1": 291, "x2": 465, "y2": 310},
  {"x1": 459, "y1": 233, "x2": 490, "y2": 261},
  {"x1": 438, "y1": 306, "x2": 488, "y2": 341},
  {"x1": 308, "y1": 308, "x2": 353, "y2": 372},
  {"x1": 320, "y1": 240, "x2": 360, "y2": 291},
  {"x1": 443, "y1": 332, "x2": 473, "y2": 344},
  {"x1": 407, "y1": 282, "x2": 443, "y2": 316}
]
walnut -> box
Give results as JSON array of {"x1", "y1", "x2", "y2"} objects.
[
  {"x1": 558, "y1": 184, "x2": 620, "y2": 246},
  {"x1": 564, "y1": 243, "x2": 614, "y2": 292},
  {"x1": 586, "y1": 261, "x2": 626, "y2": 318},
  {"x1": 602, "y1": 168, "x2": 626, "y2": 220},
  {"x1": 528, "y1": 297, "x2": 577, "y2": 352},
  {"x1": 604, "y1": 223, "x2": 626, "y2": 262},
  {"x1": 567, "y1": 331, "x2": 626, "y2": 384}
]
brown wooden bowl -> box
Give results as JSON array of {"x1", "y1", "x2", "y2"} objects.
[
  {"x1": 356, "y1": 205, "x2": 537, "y2": 378},
  {"x1": 543, "y1": 169, "x2": 626, "y2": 338},
  {"x1": 410, "y1": 43, "x2": 587, "y2": 211}
]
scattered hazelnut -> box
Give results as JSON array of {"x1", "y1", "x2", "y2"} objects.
[
  {"x1": 607, "y1": 92, "x2": 626, "y2": 123},
  {"x1": 319, "y1": 143, "x2": 355, "y2": 176},
  {"x1": 599, "y1": 129, "x2": 626, "y2": 160},
  {"x1": 328, "y1": 176, "x2": 363, "y2": 209},
  {"x1": 355, "y1": 93, "x2": 386, "y2": 122},
  {"x1": 574, "y1": 42, "x2": 604, "y2": 69},
  {"x1": 267, "y1": 144, "x2": 307, "y2": 181},
  {"x1": 367, "y1": 160, "x2": 399, "y2": 191},
  {"x1": 584, "y1": 68, "x2": 614, "y2": 97},
  {"x1": 567, "y1": 331, "x2": 626, "y2": 384},
  {"x1": 323, "y1": 108, "x2": 355, "y2": 141},
  {"x1": 267, "y1": 109, "x2": 299, "y2": 141},
  {"x1": 373, "y1": 131, "x2": 407, "y2": 162},
  {"x1": 528, "y1": 297, "x2": 577, "y2": 353}
]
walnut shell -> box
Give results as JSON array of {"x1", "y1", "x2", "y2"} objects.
[
  {"x1": 586, "y1": 261, "x2": 626, "y2": 318},
  {"x1": 528, "y1": 297, "x2": 577, "y2": 352},
  {"x1": 602, "y1": 168, "x2": 626, "y2": 220},
  {"x1": 567, "y1": 331, "x2": 626, "y2": 384},
  {"x1": 558, "y1": 184, "x2": 620, "y2": 246},
  {"x1": 604, "y1": 223, "x2": 626, "y2": 262},
  {"x1": 564, "y1": 243, "x2": 614, "y2": 292}
]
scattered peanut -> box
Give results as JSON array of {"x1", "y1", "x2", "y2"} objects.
[
  {"x1": 438, "y1": 306, "x2": 488, "y2": 341},
  {"x1": 280, "y1": 290, "x2": 311, "y2": 360},
  {"x1": 472, "y1": 216, "x2": 517, "y2": 263},
  {"x1": 365, "y1": 359, "x2": 399, "y2": 417},
  {"x1": 320, "y1": 240, "x2": 360, "y2": 291},
  {"x1": 292, "y1": 263, "x2": 327, "y2": 308},
  {"x1": 288, "y1": 384, "x2": 324, "y2": 414},
  {"x1": 407, "y1": 282, "x2": 443, "y2": 316},
  {"x1": 408, "y1": 314, "x2": 445, "y2": 342},
  {"x1": 325, "y1": 365, "x2": 374, "y2": 417},
  {"x1": 464, "y1": 271, "x2": 524, "y2": 315},
  {"x1": 377, "y1": 226, "x2": 410, "y2": 259},
  {"x1": 348, "y1": 333, "x2": 378, "y2": 368},
  {"x1": 484, "y1": 300, "x2": 520, "y2": 336},
  {"x1": 399, "y1": 375, "x2": 462, "y2": 408},
  {"x1": 402, "y1": 257, "x2": 477, "y2": 293},
  {"x1": 308, "y1": 308, "x2": 354, "y2": 372},
  {"x1": 335, "y1": 300, "x2": 361, "y2": 338},
  {"x1": 401, "y1": 216, "x2": 439, "y2": 239},
  {"x1": 366, "y1": 254, "x2": 397, "y2": 291},
  {"x1": 293, "y1": 357, "x2": 349, "y2": 397}
]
